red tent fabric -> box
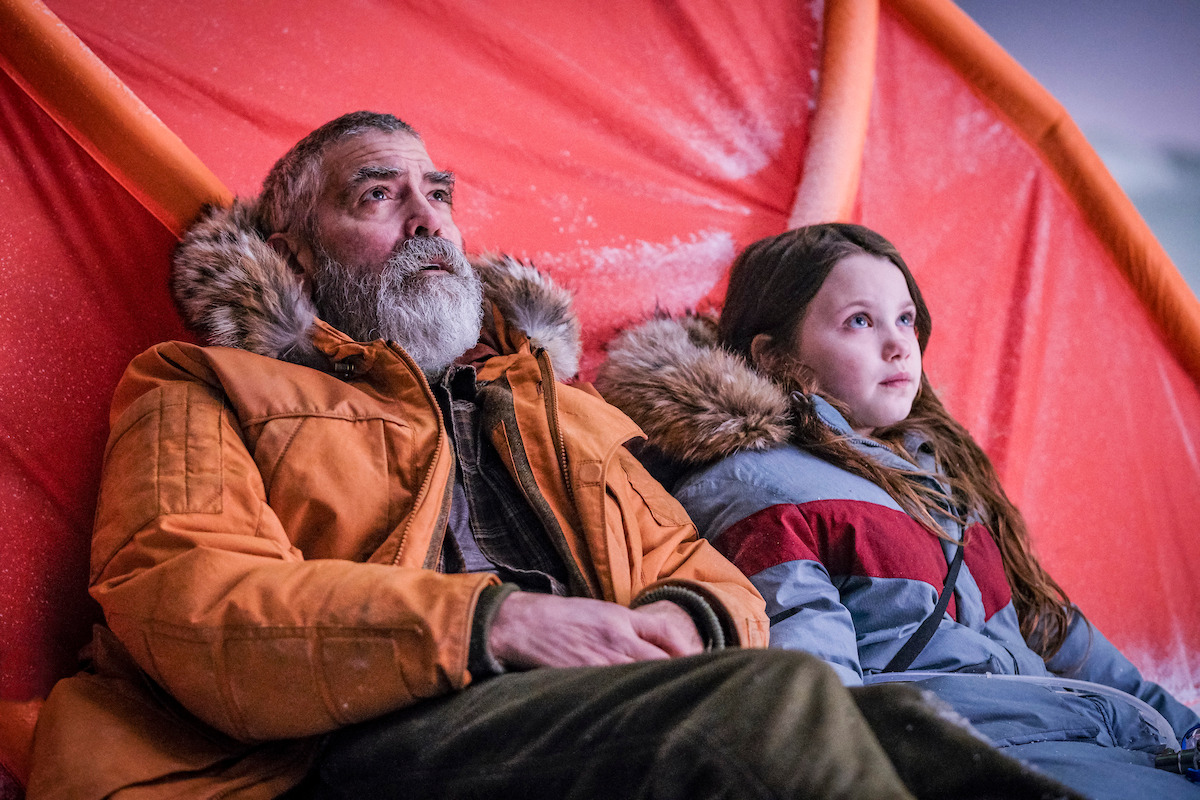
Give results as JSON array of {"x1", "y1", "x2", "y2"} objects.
[{"x1": 1, "y1": 0, "x2": 1196, "y2": 738}]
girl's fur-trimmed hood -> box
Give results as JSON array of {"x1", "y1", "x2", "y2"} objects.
[
  {"x1": 596, "y1": 315, "x2": 792, "y2": 465},
  {"x1": 171, "y1": 200, "x2": 582, "y2": 378}
]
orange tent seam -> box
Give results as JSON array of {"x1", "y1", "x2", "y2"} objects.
[
  {"x1": 885, "y1": 0, "x2": 1200, "y2": 384},
  {"x1": 0, "y1": 0, "x2": 232, "y2": 237}
]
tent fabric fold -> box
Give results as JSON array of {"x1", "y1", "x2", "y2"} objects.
[
  {"x1": 0, "y1": 0, "x2": 1196, "y2": 721},
  {"x1": 0, "y1": 0, "x2": 231, "y2": 234},
  {"x1": 788, "y1": 0, "x2": 877, "y2": 227}
]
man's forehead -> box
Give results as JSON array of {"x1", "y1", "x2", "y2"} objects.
[{"x1": 320, "y1": 130, "x2": 438, "y2": 188}]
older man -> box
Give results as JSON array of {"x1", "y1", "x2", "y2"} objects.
[{"x1": 28, "y1": 112, "x2": 1078, "y2": 800}]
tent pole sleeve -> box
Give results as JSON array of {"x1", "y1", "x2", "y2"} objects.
[
  {"x1": 886, "y1": 0, "x2": 1200, "y2": 384},
  {"x1": 788, "y1": 0, "x2": 878, "y2": 228},
  {"x1": 0, "y1": 0, "x2": 232, "y2": 237}
]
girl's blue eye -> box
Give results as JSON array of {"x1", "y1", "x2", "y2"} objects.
[
  {"x1": 898, "y1": 311, "x2": 915, "y2": 326},
  {"x1": 848, "y1": 314, "x2": 870, "y2": 328}
]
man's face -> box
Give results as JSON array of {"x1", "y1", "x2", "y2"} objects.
[
  {"x1": 308, "y1": 129, "x2": 463, "y2": 273},
  {"x1": 293, "y1": 129, "x2": 482, "y2": 377}
]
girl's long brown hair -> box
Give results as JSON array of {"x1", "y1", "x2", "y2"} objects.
[{"x1": 719, "y1": 223, "x2": 1074, "y2": 658}]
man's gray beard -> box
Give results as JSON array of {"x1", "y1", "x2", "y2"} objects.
[{"x1": 310, "y1": 237, "x2": 484, "y2": 378}]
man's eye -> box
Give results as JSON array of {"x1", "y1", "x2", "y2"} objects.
[
  {"x1": 431, "y1": 189, "x2": 453, "y2": 204},
  {"x1": 367, "y1": 187, "x2": 388, "y2": 201}
]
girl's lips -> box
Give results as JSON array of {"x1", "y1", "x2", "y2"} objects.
[{"x1": 880, "y1": 373, "x2": 912, "y2": 387}]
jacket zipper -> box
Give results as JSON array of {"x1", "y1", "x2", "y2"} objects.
[
  {"x1": 382, "y1": 341, "x2": 451, "y2": 567},
  {"x1": 536, "y1": 350, "x2": 574, "y2": 505},
  {"x1": 531, "y1": 348, "x2": 596, "y2": 596}
]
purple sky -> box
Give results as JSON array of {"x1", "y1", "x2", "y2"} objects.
[{"x1": 955, "y1": 0, "x2": 1200, "y2": 150}]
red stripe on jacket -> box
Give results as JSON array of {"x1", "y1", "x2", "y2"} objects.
[
  {"x1": 961, "y1": 522, "x2": 1012, "y2": 619},
  {"x1": 716, "y1": 502, "x2": 1015, "y2": 622}
]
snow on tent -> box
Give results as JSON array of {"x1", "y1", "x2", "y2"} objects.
[{"x1": 2, "y1": 0, "x2": 1198, "y2": 788}]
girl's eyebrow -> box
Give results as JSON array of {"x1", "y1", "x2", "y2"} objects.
[{"x1": 831, "y1": 298, "x2": 872, "y2": 313}]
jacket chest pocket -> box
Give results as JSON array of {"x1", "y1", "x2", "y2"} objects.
[{"x1": 251, "y1": 415, "x2": 420, "y2": 560}]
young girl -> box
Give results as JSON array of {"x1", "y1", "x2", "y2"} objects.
[{"x1": 598, "y1": 223, "x2": 1200, "y2": 799}]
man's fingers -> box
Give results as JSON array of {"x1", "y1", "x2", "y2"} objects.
[
  {"x1": 490, "y1": 593, "x2": 678, "y2": 669},
  {"x1": 630, "y1": 601, "x2": 704, "y2": 657},
  {"x1": 614, "y1": 634, "x2": 673, "y2": 663}
]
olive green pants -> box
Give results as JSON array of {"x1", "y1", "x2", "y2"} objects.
[{"x1": 307, "y1": 649, "x2": 1077, "y2": 800}]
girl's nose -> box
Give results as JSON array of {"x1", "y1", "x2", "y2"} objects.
[{"x1": 883, "y1": 328, "x2": 911, "y2": 361}]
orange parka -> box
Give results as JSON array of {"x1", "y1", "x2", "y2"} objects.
[{"x1": 28, "y1": 205, "x2": 768, "y2": 799}]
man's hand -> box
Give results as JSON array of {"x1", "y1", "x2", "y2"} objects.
[{"x1": 488, "y1": 593, "x2": 704, "y2": 670}]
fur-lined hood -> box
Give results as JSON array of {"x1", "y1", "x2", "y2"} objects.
[
  {"x1": 171, "y1": 200, "x2": 581, "y2": 378},
  {"x1": 596, "y1": 315, "x2": 793, "y2": 464}
]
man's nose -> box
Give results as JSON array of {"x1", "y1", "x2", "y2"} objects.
[{"x1": 403, "y1": 194, "x2": 443, "y2": 240}]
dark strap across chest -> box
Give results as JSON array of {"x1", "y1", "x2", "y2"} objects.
[{"x1": 882, "y1": 539, "x2": 965, "y2": 673}]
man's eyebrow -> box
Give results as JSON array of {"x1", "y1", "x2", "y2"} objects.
[
  {"x1": 338, "y1": 165, "x2": 401, "y2": 202},
  {"x1": 348, "y1": 165, "x2": 401, "y2": 186},
  {"x1": 426, "y1": 170, "x2": 455, "y2": 188}
]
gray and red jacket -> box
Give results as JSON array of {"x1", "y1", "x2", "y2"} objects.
[
  {"x1": 597, "y1": 314, "x2": 1199, "y2": 743},
  {"x1": 674, "y1": 395, "x2": 1042, "y2": 685}
]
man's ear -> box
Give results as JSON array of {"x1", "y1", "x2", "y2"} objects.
[{"x1": 267, "y1": 231, "x2": 313, "y2": 279}]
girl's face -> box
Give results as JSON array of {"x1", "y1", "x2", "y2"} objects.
[{"x1": 789, "y1": 253, "x2": 921, "y2": 434}]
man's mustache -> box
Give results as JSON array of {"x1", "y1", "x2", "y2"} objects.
[{"x1": 384, "y1": 236, "x2": 470, "y2": 278}]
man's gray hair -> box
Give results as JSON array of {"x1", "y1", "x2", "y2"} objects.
[{"x1": 257, "y1": 111, "x2": 418, "y2": 238}]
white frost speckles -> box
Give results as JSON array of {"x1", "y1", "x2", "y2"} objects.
[
  {"x1": 952, "y1": 112, "x2": 1009, "y2": 175},
  {"x1": 537, "y1": 229, "x2": 737, "y2": 313},
  {"x1": 661, "y1": 92, "x2": 787, "y2": 180},
  {"x1": 569, "y1": 229, "x2": 735, "y2": 281},
  {"x1": 1124, "y1": 645, "x2": 1200, "y2": 712},
  {"x1": 808, "y1": 0, "x2": 825, "y2": 26},
  {"x1": 621, "y1": 45, "x2": 806, "y2": 182},
  {"x1": 538, "y1": 194, "x2": 598, "y2": 235}
]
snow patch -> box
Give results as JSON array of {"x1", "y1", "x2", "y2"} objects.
[
  {"x1": 539, "y1": 229, "x2": 736, "y2": 297},
  {"x1": 1158, "y1": 361, "x2": 1200, "y2": 475},
  {"x1": 1124, "y1": 645, "x2": 1200, "y2": 713},
  {"x1": 663, "y1": 105, "x2": 784, "y2": 180},
  {"x1": 622, "y1": 42, "x2": 807, "y2": 181}
]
